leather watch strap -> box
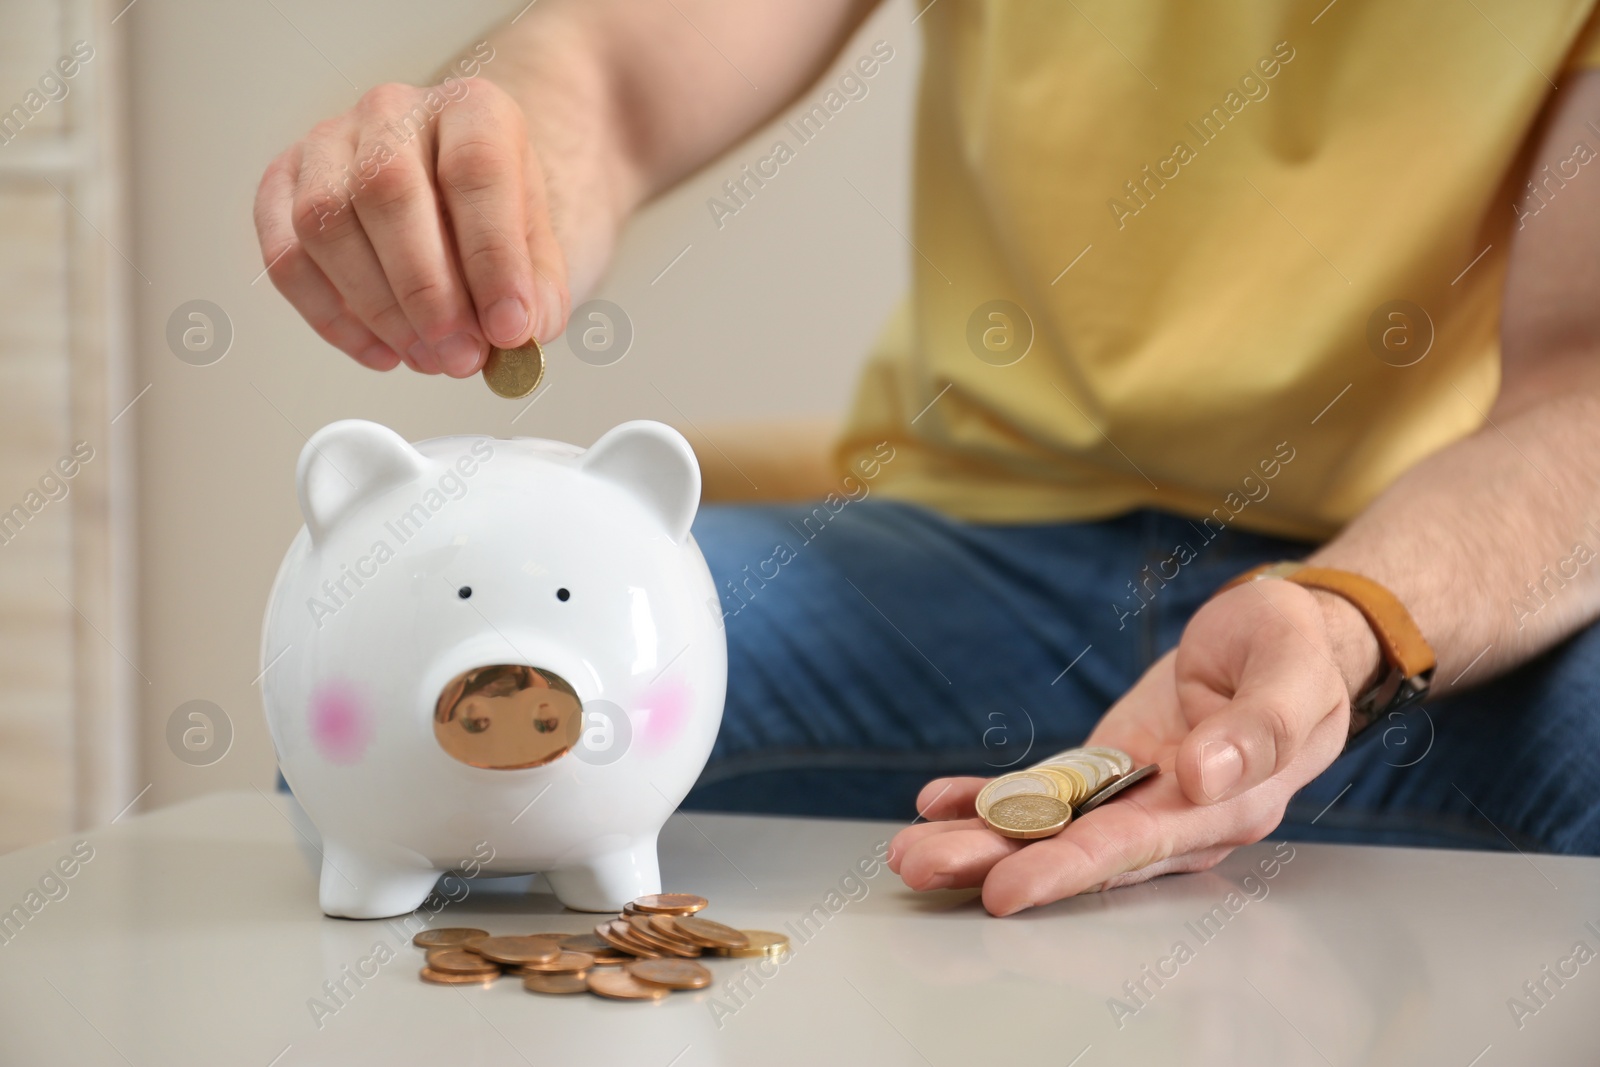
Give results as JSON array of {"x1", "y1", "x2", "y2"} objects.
[{"x1": 1220, "y1": 561, "x2": 1437, "y2": 733}]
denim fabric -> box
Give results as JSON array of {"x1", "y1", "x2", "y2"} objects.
[{"x1": 684, "y1": 500, "x2": 1600, "y2": 855}]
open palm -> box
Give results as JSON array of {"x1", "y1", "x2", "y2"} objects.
[{"x1": 888, "y1": 579, "x2": 1352, "y2": 915}]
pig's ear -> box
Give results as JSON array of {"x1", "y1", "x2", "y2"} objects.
[
  {"x1": 580, "y1": 421, "x2": 701, "y2": 543},
  {"x1": 297, "y1": 420, "x2": 427, "y2": 545}
]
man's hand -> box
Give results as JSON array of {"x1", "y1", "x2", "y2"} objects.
[
  {"x1": 254, "y1": 77, "x2": 566, "y2": 377},
  {"x1": 252, "y1": 0, "x2": 880, "y2": 378},
  {"x1": 888, "y1": 579, "x2": 1358, "y2": 915}
]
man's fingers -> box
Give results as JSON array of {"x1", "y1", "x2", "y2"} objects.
[
  {"x1": 913, "y1": 777, "x2": 985, "y2": 822},
  {"x1": 254, "y1": 147, "x2": 404, "y2": 371},
  {"x1": 349, "y1": 89, "x2": 486, "y2": 378},
  {"x1": 518, "y1": 137, "x2": 569, "y2": 342},
  {"x1": 892, "y1": 822, "x2": 1023, "y2": 891},
  {"x1": 437, "y1": 84, "x2": 537, "y2": 349},
  {"x1": 1093, "y1": 844, "x2": 1238, "y2": 893},
  {"x1": 887, "y1": 816, "x2": 985, "y2": 874},
  {"x1": 1174, "y1": 582, "x2": 1347, "y2": 805},
  {"x1": 980, "y1": 788, "x2": 1171, "y2": 915},
  {"x1": 979, "y1": 796, "x2": 1158, "y2": 915},
  {"x1": 1176, "y1": 689, "x2": 1319, "y2": 805},
  {"x1": 886, "y1": 778, "x2": 989, "y2": 875},
  {"x1": 291, "y1": 127, "x2": 437, "y2": 373}
]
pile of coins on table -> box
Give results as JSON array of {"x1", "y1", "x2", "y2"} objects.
[
  {"x1": 976, "y1": 746, "x2": 1160, "y2": 840},
  {"x1": 413, "y1": 892, "x2": 791, "y2": 1001}
]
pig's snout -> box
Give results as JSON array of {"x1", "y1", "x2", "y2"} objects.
[{"x1": 432, "y1": 663, "x2": 584, "y2": 770}]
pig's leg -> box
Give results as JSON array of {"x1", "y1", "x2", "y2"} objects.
[
  {"x1": 318, "y1": 841, "x2": 441, "y2": 919},
  {"x1": 545, "y1": 834, "x2": 661, "y2": 912}
]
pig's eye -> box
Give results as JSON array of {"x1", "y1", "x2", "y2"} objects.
[
  {"x1": 556, "y1": 588, "x2": 570, "y2": 602},
  {"x1": 457, "y1": 586, "x2": 472, "y2": 599}
]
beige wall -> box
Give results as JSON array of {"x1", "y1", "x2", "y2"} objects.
[{"x1": 126, "y1": 1, "x2": 918, "y2": 812}]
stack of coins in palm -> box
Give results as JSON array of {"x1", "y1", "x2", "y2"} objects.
[
  {"x1": 977, "y1": 746, "x2": 1155, "y2": 840},
  {"x1": 413, "y1": 893, "x2": 791, "y2": 1001}
]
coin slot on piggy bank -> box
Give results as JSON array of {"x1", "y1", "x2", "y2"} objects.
[{"x1": 433, "y1": 665, "x2": 582, "y2": 769}]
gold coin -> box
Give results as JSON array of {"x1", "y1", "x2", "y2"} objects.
[
  {"x1": 425, "y1": 948, "x2": 501, "y2": 976},
  {"x1": 520, "y1": 950, "x2": 595, "y2": 974},
  {"x1": 420, "y1": 966, "x2": 497, "y2": 985},
  {"x1": 412, "y1": 927, "x2": 489, "y2": 949},
  {"x1": 626, "y1": 959, "x2": 712, "y2": 990},
  {"x1": 465, "y1": 935, "x2": 561, "y2": 965},
  {"x1": 481, "y1": 340, "x2": 544, "y2": 398},
  {"x1": 523, "y1": 972, "x2": 590, "y2": 995},
  {"x1": 558, "y1": 933, "x2": 611, "y2": 954},
  {"x1": 672, "y1": 916, "x2": 750, "y2": 950},
  {"x1": 593, "y1": 920, "x2": 640, "y2": 955},
  {"x1": 975, "y1": 771, "x2": 1059, "y2": 821},
  {"x1": 626, "y1": 915, "x2": 695, "y2": 956},
  {"x1": 614, "y1": 919, "x2": 671, "y2": 958},
  {"x1": 587, "y1": 969, "x2": 671, "y2": 1001},
  {"x1": 645, "y1": 915, "x2": 705, "y2": 956},
  {"x1": 1033, "y1": 765, "x2": 1090, "y2": 807},
  {"x1": 714, "y1": 930, "x2": 790, "y2": 959},
  {"x1": 986, "y1": 793, "x2": 1072, "y2": 840},
  {"x1": 632, "y1": 893, "x2": 709, "y2": 915},
  {"x1": 1046, "y1": 752, "x2": 1120, "y2": 787},
  {"x1": 596, "y1": 920, "x2": 662, "y2": 959}
]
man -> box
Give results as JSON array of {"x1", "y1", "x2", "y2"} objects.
[{"x1": 254, "y1": 0, "x2": 1600, "y2": 915}]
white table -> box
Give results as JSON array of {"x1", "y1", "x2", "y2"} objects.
[{"x1": 1, "y1": 791, "x2": 1596, "y2": 1066}]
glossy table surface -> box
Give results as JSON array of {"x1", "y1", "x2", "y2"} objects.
[{"x1": 1, "y1": 791, "x2": 1597, "y2": 1066}]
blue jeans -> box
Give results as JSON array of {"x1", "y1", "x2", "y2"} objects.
[{"x1": 683, "y1": 501, "x2": 1600, "y2": 854}]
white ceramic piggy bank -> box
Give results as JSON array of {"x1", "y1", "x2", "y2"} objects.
[{"x1": 260, "y1": 418, "x2": 725, "y2": 919}]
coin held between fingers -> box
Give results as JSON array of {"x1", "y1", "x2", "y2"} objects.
[{"x1": 482, "y1": 339, "x2": 544, "y2": 398}]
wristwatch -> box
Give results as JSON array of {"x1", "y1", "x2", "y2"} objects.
[{"x1": 1219, "y1": 561, "x2": 1437, "y2": 736}]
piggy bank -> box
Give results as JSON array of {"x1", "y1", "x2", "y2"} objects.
[{"x1": 259, "y1": 418, "x2": 726, "y2": 918}]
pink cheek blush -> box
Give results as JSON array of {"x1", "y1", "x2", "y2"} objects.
[
  {"x1": 309, "y1": 682, "x2": 373, "y2": 765},
  {"x1": 636, "y1": 678, "x2": 692, "y2": 753}
]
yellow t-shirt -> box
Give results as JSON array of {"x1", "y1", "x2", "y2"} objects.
[{"x1": 837, "y1": 1, "x2": 1600, "y2": 541}]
